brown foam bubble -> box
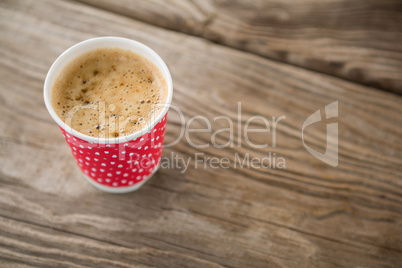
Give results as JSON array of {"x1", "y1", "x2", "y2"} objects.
[{"x1": 51, "y1": 48, "x2": 168, "y2": 138}]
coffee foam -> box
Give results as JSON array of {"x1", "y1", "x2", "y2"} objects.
[{"x1": 51, "y1": 48, "x2": 168, "y2": 138}]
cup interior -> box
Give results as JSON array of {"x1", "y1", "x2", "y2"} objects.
[{"x1": 44, "y1": 37, "x2": 173, "y2": 144}]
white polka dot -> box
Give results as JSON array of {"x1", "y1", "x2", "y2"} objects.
[
  {"x1": 154, "y1": 129, "x2": 157, "y2": 132},
  {"x1": 86, "y1": 157, "x2": 90, "y2": 160},
  {"x1": 72, "y1": 147, "x2": 77, "y2": 151},
  {"x1": 112, "y1": 155, "x2": 117, "y2": 158},
  {"x1": 142, "y1": 154, "x2": 146, "y2": 158},
  {"x1": 106, "y1": 144, "x2": 111, "y2": 147},
  {"x1": 110, "y1": 162, "x2": 115, "y2": 165},
  {"x1": 106, "y1": 179, "x2": 111, "y2": 182},
  {"x1": 104, "y1": 151, "x2": 109, "y2": 154},
  {"x1": 73, "y1": 138, "x2": 77, "y2": 141},
  {"x1": 94, "y1": 158, "x2": 98, "y2": 161},
  {"x1": 136, "y1": 176, "x2": 141, "y2": 180},
  {"x1": 97, "y1": 178, "x2": 102, "y2": 182},
  {"x1": 101, "y1": 163, "x2": 106, "y2": 166},
  {"x1": 79, "y1": 150, "x2": 83, "y2": 154},
  {"x1": 91, "y1": 172, "x2": 95, "y2": 176},
  {"x1": 66, "y1": 134, "x2": 70, "y2": 138},
  {"x1": 100, "y1": 169, "x2": 105, "y2": 172},
  {"x1": 139, "y1": 169, "x2": 143, "y2": 173},
  {"x1": 116, "y1": 171, "x2": 121, "y2": 175},
  {"x1": 107, "y1": 173, "x2": 112, "y2": 177},
  {"x1": 92, "y1": 168, "x2": 96, "y2": 172},
  {"x1": 138, "y1": 146, "x2": 142, "y2": 150},
  {"x1": 132, "y1": 169, "x2": 137, "y2": 172},
  {"x1": 78, "y1": 159, "x2": 83, "y2": 162},
  {"x1": 113, "y1": 182, "x2": 118, "y2": 186},
  {"x1": 88, "y1": 147, "x2": 92, "y2": 149},
  {"x1": 144, "y1": 146, "x2": 148, "y2": 150},
  {"x1": 79, "y1": 145, "x2": 84, "y2": 148},
  {"x1": 95, "y1": 152, "x2": 100, "y2": 155},
  {"x1": 123, "y1": 173, "x2": 128, "y2": 177},
  {"x1": 148, "y1": 153, "x2": 152, "y2": 157},
  {"x1": 151, "y1": 138, "x2": 154, "y2": 142},
  {"x1": 118, "y1": 164, "x2": 123, "y2": 168},
  {"x1": 122, "y1": 180, "x2": 127, "y2": 184},
  {"x1": 134, "y1": 161, "x2": 139, "y2": 165},
  {"x1": 122, "y1": 151, "x2": 126, "y2": 154},
  {"x1": 85, "y1": 162, "x2": 90, "y2": 165},
  {"x1": 129, "y1": 181, "x2": 134, "y2": 185},
  {"x1": 127, "y1": 160, "x2": 131, "y2": 163},
  {"x1": 84, "y1": 170, "x2": 88, "y2": 174},
  {"x1": 124, "y1": 143, "x2": 128, "y2": 146},
  {"x1": 140, "y1": 138, "x2": 144, "y2": 141},
  {"x1": 129, "y1": 153, "x2": 134, "y2": 156},
  {"x1": 156, "y1": 136, "x2": 159, "y2": 140}
]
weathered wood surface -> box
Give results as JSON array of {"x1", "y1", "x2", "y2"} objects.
[
  {"x1": 76, "y1": 0, "x2": 402, "y2": 95},
  {"x1": 0, "y1": 0, "x2": 402, "y2": 267}
]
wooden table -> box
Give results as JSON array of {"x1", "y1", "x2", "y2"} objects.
[{"x1": 1, "y1": 0, "x2": 401, "y2": 267}]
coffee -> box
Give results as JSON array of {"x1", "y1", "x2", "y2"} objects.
[{"x1": 51, "y1": 48, "x2": 168, "y2": 138}]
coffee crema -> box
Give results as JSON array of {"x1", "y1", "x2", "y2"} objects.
[{"x1": 51, "y1": 48, "x2": 168, "y2": 138}]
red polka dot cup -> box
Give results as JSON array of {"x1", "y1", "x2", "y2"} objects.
[{"x1": 44, "y1": 37, "x2": 173, "y2": 193}]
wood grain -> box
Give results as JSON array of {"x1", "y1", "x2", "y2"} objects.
[
  {"x1": 0, "y1": 0, "x2": 401, "y2": 267},
  {"x1": 76, "y1": 0, "x2": 402, "y2": 94}
]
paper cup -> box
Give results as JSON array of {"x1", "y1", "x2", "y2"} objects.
[{"x1": 44, "y1": 37, "x2": 173, "y2": 193}]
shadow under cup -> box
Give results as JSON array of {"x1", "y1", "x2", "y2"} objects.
[{"x1": 44, "y1": 37, "x2": 173, "y2": 193}]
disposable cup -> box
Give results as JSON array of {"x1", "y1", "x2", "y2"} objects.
[{"x1": 44, "y1": 37, "x2": 173, "y2": 193}]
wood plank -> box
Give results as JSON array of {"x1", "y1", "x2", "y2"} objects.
[
  {"x1": 0, "y1": 0, "x2": 401, "y2": 267},
  {"x1": 76, "y1": 0, "x2": 402, "y2": 94},
  {"x1": 0, "y1": 215, "x2": 218, "y2": 268}
]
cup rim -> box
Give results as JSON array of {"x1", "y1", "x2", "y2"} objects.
[{"x1": 44, "y1": 36, "x2": 173, "y2": 144}]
